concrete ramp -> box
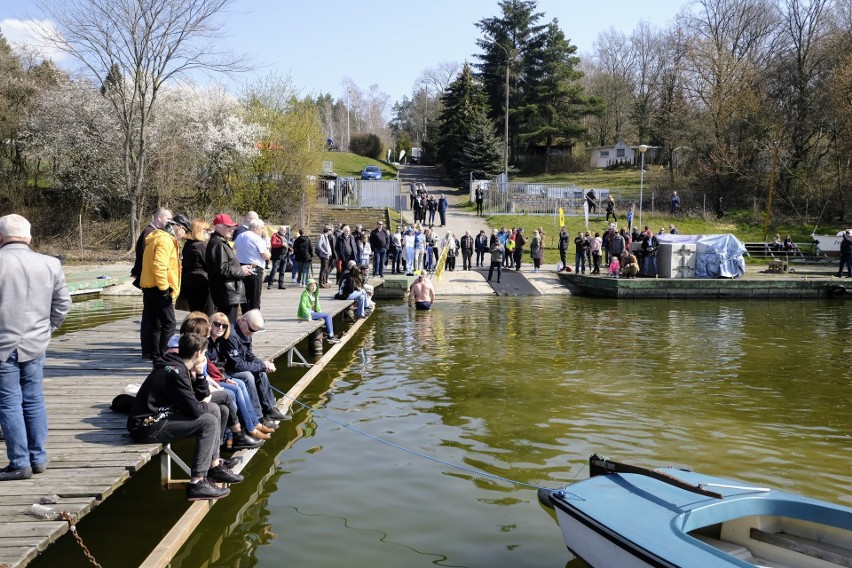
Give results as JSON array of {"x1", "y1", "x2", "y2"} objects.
[{"x1": 482, "y1": 268, "x2": 542, "y2": 296}]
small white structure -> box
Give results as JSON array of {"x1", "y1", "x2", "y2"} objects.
[{"x1": 590, "y1": 141, "x2": 634, "y2": 168}]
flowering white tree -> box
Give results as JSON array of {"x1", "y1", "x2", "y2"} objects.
[
  {"x1": 153, "y1": 83, "x2": 263, "y2": 207},
  {"x1": 26, "y1": 78, "x2": 124, "y2": 215},
  {"x1": 37, "y1": 0, "x2": 247, "y2": 248}
]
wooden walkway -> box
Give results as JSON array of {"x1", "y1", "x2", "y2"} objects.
[{"x1": 0, "y1": 286, "x2": 362, "y2": 568}]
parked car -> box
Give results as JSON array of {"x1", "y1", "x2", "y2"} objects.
[{"x1": 361, "y1": 165, "x2": 382, "y2": 180}]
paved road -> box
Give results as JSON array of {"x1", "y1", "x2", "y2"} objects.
[{"x1": 396, "y1": 164, "x2": 490, "y2": 243}]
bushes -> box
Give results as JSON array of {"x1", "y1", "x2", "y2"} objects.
[{"x1": 349, "y1": 134, "x2": 383, "y2": 160}]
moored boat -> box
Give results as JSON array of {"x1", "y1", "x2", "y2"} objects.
[
  {"x1": 811, "y1": 234, "x2": 843, "y2": 257},
  {"x1": 538, "y1": 454, "x2": 852, "y2": 567}
]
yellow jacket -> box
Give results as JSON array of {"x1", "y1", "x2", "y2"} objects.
[{"x1": 140, "y1": 229, "x2": 181, "y2": 299}]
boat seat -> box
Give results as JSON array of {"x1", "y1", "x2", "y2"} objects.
[
  {"x1": 750, "y1": 528, "x2": 852, "y2": 568},
  {"x1": 693, "y1": 535, "x2": 792, "y2": 568}
]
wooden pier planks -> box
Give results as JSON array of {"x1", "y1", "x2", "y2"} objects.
[{"x1": 0, "y1": 287, "x2": 359, "y2": 568}]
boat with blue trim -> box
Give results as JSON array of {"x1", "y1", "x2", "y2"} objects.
[{"x1": 538, "y1": 454, "x2": 852, "y2": 567}]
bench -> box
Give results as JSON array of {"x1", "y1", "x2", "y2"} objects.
[
  {"x1": 750, "y1": 527, "x2": 852, "y2": 567},
  {"x1": 743, "y1": 242, "x2": 806, "y2": 260}
]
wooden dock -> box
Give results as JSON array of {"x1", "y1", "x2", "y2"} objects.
[{"x1": 0, "y1": 287, "x2": 362, "y2": 568}]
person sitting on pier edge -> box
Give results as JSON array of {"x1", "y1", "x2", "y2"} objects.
[
  {"x1": 298, "y1": 279, "x2": 341, "y2": 343},
  {"x1": 206, "y1": 214, "x2": 253, "y2": 323},
  {"x1": 338, "y1": 267, "x2": 369, "y2": 319},
  {"x1": 174, "y1": 313, "x2": 266, "y2": 450},
  {"x1": 223, "y1": 310, "x2": 290, "y2": 423},
  {"x1": 128, "y1": 333, "x2": 243, "y2": 501},
  {"x1": 206, "y1": 312, "x2": 278, "y2": 433}
]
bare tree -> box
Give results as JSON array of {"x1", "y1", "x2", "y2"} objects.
[
  {"x1": 36, "y1": 0, "x2": 248, "y2": 247},
  {"x1": 417, "y1": 60, "x2": 462, "y2": 95}
]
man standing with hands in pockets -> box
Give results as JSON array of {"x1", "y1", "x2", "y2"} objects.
[{"x1": 0, "y1": 214, "x2": 71, "y2": 480}]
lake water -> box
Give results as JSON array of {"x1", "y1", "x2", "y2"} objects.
[{"x1": 34, "y1": 295, "x2": 852, "y2": 567}]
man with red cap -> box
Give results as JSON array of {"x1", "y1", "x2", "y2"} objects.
[{"x1": 205, "y1": 214, "x2": 254, "y2": 322}]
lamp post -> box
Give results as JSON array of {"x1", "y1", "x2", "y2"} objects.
[
  {"x1": 485, "y1": 34, "x2": 510, "y2": 183},
  {"x1": 346, "y1": 89, "x2": 351, "y2": 151},
  {"x1": 638, "y1": 144, "x2": 649, "y2": 229},
  {"x1": 423, "y1": 84, "x2": 428, "y2": 142}
]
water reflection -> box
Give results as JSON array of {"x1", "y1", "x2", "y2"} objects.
[{"x1": 38, "y1": 295, "x2": 852, "y2": 567}]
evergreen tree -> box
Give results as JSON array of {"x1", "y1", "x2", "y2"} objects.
[
  {"x1": 519, "y1": 20, "x2": 601, "y2": 173},
  {"x1": 436, "y1": 63, "x2": 501, "y2": 186}
]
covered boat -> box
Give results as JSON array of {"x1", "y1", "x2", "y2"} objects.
[{"x1": 538, "y1": 454, "x2": 852, "y2": 568}]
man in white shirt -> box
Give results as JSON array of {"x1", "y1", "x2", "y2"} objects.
[{"x1": 235, "y1": 219, "x2": 271, "y2": 313}]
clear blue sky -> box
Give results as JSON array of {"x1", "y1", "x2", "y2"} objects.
[{"x1": 3, "y1": 0, "x2": 686, "y2": 104}]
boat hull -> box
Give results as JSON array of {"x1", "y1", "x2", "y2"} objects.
[
  {"x1": 542, "y1": 465, "x2": 852, "y2": 568},
  {"x1": 812, "y1": 234, "x2": 842, "y2": 257}
]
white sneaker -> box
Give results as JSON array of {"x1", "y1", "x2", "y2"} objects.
[{"x1": 327, "y1": 337, "x2": 341, "y2": 344}]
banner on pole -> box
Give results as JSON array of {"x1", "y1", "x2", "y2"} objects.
[
  {"x1": 559, "y1": 207, "x2": 565, "y2": 227},
  {"x1": 433, "y1": 243, "x2": 450, "y2": 282}
]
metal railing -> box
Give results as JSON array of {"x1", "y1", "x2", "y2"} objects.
[
  {"x1": 472, "y1": 179, "x2": 611, "y2": 216},
  {"x1": 316, "y1": 178, "x2": 402, "y2": 209}
]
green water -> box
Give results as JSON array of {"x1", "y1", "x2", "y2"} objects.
[{"x1": 33, "y1": 295, "x2": 852, "y2": 567}]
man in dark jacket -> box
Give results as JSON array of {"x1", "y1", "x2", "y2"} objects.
[
  {"x1": 558, "y1": 227, "x2": 570, "y2": 270},
  {"x1": 369, "y1": 221, "x2": 389, "y2": 277},
  {"x1": 222, "y1": 310, "x2": 288, "y2": 423},
  {"x1": 127, "y1": 333, "x2": 242, "y2": 501},
  {"x1": 206, "y1": 214, "x2": 253, "y2": 323},
  {"x1": 292, "y1": 228, "x2": 313, "y2": 285},
  {"x1": 837, "y1": 230, "x2": 852, "y2": 278},
  {"x1": 335, "y1": 225, "x2": 357, "y2": 280},
  {"x1": 437, "y1": 194, "x2": 448, "y2": 226},
  {"x1": 460, "y1": 230, "x2": 474, "y2": 270}
]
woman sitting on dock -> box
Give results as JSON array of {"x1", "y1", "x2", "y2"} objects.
[{"x1": 206, "y1": 312, "x2": 280, "y2": 436}]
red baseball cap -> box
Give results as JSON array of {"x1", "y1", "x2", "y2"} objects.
[{"x1": 212, "y1": 213, "x2": 238, "y2": 227}]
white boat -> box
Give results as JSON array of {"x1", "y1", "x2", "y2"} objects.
[
  {"x1": 538, "y1": 454, "x2": 852, "y2": 568},
  {"x1": 811, "y1": 234, "x2": 844, "y2": 257}
]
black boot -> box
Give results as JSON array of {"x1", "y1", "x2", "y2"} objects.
[{"x1": 232, "y1": 431, "x2": 264, "y2": 450}]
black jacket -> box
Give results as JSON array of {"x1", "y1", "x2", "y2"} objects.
[
  {"x1": 181, "y1": 239, "x2": 208, "y2": 288},
  {"x1": 205, "y1": 231, "x2": 245, "y2": 308},
  {"x1": 293, "y1": 235, "x2": 313, "y2": 262},
  {"x1": 127, "y1": 352, "x2": 208, "y2": 433},
  {"x1": 336, "y1": 234, "x2": 357, "y2": 264}
]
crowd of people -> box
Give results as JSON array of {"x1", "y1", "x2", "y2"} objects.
[{"x1": 557, "y1": 223, "x2": 681, "y2": 278}]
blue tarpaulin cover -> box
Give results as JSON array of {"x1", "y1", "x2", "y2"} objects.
[{"x1": 657, "y1": 233, "x2": 746, "y2": 278}]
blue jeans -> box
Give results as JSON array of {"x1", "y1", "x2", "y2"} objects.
[
  {"x1": 347, "y1": 291, "x2": 368, "y2": 317},
  {"x1": 575, "y1": 252, "x2": 586, "y2": 273},
  {"x1": 0, "y1": 351, "x2": 47, "y2": 469},
  {"x1": 643, "y1": 255, "x2": 657, "y2": 276},
  {"x1": 229, "y1": 370, "x2": 277, "y2": 418},
  {"x1": 267, "y1": 257, "x2": 286, "y2": 287},
  {"x1": 311, "y1": 311, "x2": 334, "y2": 336},
  {"x1": 373, "y1": 249, "x2": 386, "y2": 276},
  {"x1": 220, "y1": 380, "x2": 260, "y2": 431},
  {"x1": 295, "y1": 261, "x2": 310, "y2": 285}
]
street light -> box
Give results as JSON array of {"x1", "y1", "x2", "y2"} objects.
[
  {"x1": 346, "y1": 89, "x2": 351, "y2": 151},
  {"x1": 485, "y1": 34, "x2": 509, "y2": 183},
  {"x1": 638, "y1": 144, "x2": 649, "y2": 229}
]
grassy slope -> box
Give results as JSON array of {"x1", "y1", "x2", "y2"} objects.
[{"x1": 323, "y1": 151, "x2": 398, "y2": 179}]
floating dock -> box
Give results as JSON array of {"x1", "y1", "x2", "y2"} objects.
[{"x1": 558, "y1": 271, "x2": 848, "y2": 299}]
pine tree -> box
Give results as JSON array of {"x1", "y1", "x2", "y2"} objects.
[{"x1": 436, "y1": 64, "x2": 501, "y2": 186}]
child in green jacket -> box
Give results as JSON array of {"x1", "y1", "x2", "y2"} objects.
[{"x1": 298, "y1": 279, "x2": 339, "y2": 343}]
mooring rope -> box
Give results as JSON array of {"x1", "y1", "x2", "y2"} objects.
[{"x1": 269, "y1": 384, "x2": 580, "y2": 497}]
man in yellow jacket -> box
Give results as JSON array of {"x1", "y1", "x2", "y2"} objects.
[{"x1": 140, "y1": 215, "x2": 190, "y2": 359}]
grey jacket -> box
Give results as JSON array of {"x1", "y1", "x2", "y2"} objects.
[{"x1": 0, "y1": 243, "x2": 71, "y2": 361}]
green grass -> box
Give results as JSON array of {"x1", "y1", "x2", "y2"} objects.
[
  {"x1": 323, "y1": 151, "x2": 399, "y2": 179},
  {"x1": 515, "y1": 168, "x2": 641, "y2": 192}
]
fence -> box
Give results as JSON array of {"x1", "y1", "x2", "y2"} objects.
[
  {"x1": 472, "y1": 180, "x2": 611, "y2": 216},
  {"x1": 315, "y1": 178, "x2": 402, "y2": 209}
]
